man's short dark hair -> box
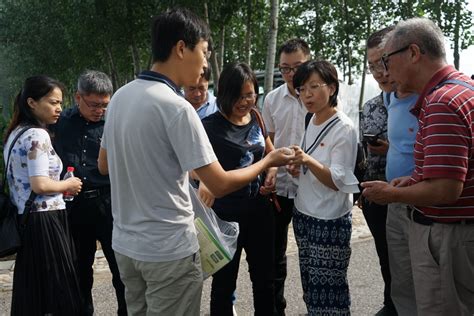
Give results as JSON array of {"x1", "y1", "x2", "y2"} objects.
[
  {"x1": 151, "y1": 8, "x2": 210, "y2": 63},
  {"x1": 367, "y1": 26, "x2": 395, "y2": 49},
  {"x1": 202, "y1": 67, "x2": 211, "y2": 82},
  {"x1": 277, "y1": 38, "x2": 311, "y2": 59},
  {"x1": 217, "y1": 62, "x2": 258, "y2": 117}
]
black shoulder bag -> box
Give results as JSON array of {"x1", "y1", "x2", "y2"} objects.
[{"x1": 0, "y1": 126, "x2": 37, "y2": 258}]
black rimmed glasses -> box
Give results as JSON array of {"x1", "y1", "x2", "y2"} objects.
[
  {"x1": 239, "y1": 93, "x2": 258, "y2": 102},
  {"x1": 279, "y1": 66, "x2": 300, "y2": 74},
  {"x1": 80, "y1": 95, "x2": 108, "y2": 110},
  {"x1": 295, "y1": 83, "x2": 327, "y2": 96},
  {"x1": 381, "y1": 45, "x2": 410, "y2": 71}
]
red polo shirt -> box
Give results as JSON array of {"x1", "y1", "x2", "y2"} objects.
[{"x1": 409, "y1": 65, "x2": 474, "y2": 221}]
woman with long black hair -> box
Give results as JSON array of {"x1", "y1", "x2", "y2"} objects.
[{"x1": 4, "y1": 75, "x2": 83, "y2": 315}]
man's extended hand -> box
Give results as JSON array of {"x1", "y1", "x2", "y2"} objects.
[{"x1": 361, "y1": 180, "x2": 396, "y2": 205}]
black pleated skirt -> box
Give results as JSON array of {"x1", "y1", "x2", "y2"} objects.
[{"x1": 11, "y1": 209, "x2": 82, "y2": 316}]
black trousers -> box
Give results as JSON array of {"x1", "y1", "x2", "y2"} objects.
[
  {"x1": 67, "y1": 191, "x2": 127, "y2": 316},
  {"x1": 361, "y1": 197, "x2": 394, "y2": 309},
  {"x1": 273, "y1": 195, "x2": 293, "y2": 316},
  {"x1": 210, "y1": 195, "x2": 275, "y2": 315}
]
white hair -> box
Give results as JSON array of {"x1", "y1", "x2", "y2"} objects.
[{"x1": 389, "y1": 17, "x2": 446, "y2": 61}]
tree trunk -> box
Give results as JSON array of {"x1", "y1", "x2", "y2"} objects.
[
  {"x1": 264, "y1": 0, "x2": 279, "y2": 97},
  {"x1": 204, "y1": 1, "x2": 220, "y2": 91},
  {"x1": 432, "y1": 0, "x2": 443, "y2": 27},
  {"x1": 244, "y1": 0, "x2": 253, "y2": 66},
  {"x1": 358, "y1": 9, "x2": 371, "y2": 111},
  {"x1": 130, "y1": 41, "x2": 140, "y2": 76},
  {"x1": 218, "y1": 26, "x2": 225, "y2": 72},
  {"x1": 146, "y1": 54, "x2": 153, "y2": 71},
  {"x1": 126, "y1": 0, "x2": 140, "y2": 76},
  {"x1": 342, "y1": 52, "x2": 346, "y2": 82},
  {"x1": 105, "y1": 45, "x2": 118, "y2": 91},
  {"x1": 453, "y1": 1, "x2": 461, "y2": 69},
  {"x1": 344, "y1": 0, "x2": 353, "y2": 85}
]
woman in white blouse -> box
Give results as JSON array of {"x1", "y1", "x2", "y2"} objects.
[
  {"x1": 288, "y1": 60, "x2": 359, "y2": 315},
  {"x1": 4, "y1": 76, "x2": 83, "y2": 315}
]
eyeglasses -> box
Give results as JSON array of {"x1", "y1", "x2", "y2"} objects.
[
  {"x1": 81, "y1": 95, "x2": 108, "y2": 110},
  {"x1": 295, "y1": 83, "x2": 327, "y2": 96},
  {"x1": 279, "y1": 66, "x2": 299, "y2": 74},
  {"x1": 205, "y1": 51, "x2": 212, "y2": 59},
  {"x1": 366, "y1": 61, "x2": 385, "y2": 75},
  {"x1": 239, "y1": 93, "x2": 258, "y2": 102},
  {"x1": 187, "y1": 86, "x2": 207, "y2": 93},
  {"x1": 381, "y1": 45, "x2": 410, "y2": 71}
]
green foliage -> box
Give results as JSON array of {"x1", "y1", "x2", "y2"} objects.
[{"x1": 0, "y1": 0, "x2": 472, "y2": 106}]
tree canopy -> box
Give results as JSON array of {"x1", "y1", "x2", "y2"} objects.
[{"x1": 0, "y1": 0, "x2": 472, "y2": 111}]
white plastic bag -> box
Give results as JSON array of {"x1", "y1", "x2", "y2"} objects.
[{"x1": 190, "y1": 184, "x2": 239, "y2": 279}]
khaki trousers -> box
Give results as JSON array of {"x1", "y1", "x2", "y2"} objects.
[
  {"x1": 115, "y1": 251, "x2": 203, "y2": 316},
  {"x1": 386, "y1": 203, "x2": 417, "y2": 316},
  {"x1": 409, "y1": 218, "x2": 474, "y2": 316}
]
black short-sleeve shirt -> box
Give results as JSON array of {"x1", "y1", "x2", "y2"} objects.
[{"x1": 202, "y1": 111, "x2": 265, "y2": 199}]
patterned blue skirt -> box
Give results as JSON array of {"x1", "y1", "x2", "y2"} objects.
[{"x1": 293, "y1": 207, "x2": 352, "y2": 315}]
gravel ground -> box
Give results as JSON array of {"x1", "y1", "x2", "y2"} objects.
[{"x1": 1, "y1": 207, "x2": 384, "y2": 315}]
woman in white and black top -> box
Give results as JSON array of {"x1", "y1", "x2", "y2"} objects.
[
  {"x1": 288, "y1": 60, "x2": 359, "y2": 316},
  {"x1": 4, "y1": 76, "x2": 83, "y2": 315}
]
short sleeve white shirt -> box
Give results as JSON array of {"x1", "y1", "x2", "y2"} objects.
[
  {"x1": 294, "y1": 111, "x2": 359, "y2": 220},
  {"x1": 4, "y1": 127, "x2": 65, "y2": 214},
  {"x1": 262, "y1": 84, "x2": 307, "y2": 198}
]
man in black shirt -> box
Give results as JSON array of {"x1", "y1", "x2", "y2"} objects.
[{"x1": 51, "y1": 70, "x2": 126, "y2": 315}]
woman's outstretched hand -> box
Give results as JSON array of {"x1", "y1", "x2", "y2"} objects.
[
  {"x1": 260, "y1": 167, "x2": 277, "y2": 195},
  {"x1": 265, "y1": 147, "x2": 295, "y2": 168}
]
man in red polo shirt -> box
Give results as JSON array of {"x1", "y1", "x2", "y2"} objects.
[{"x1": 361, "y1": 17, "x2": 474, "y2": 316}]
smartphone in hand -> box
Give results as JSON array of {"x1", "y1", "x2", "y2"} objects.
[{"x1": 363, "y1": 133, "x2": 381, "y2": 146}]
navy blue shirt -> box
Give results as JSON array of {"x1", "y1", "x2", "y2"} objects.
[
  {"x1": 50, "y1": 106, "x2": 109, "y2": 189},
  {"x1": 202, "y1": 111, "x2": 265, "y2": 199}
]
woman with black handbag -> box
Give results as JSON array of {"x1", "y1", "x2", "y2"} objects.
[
  {"x1": 199, "y1": 62, "x2": 280, "y2": 315},
  {"x1": 4, "y1": 76, "x2": 83, "y2": 315}
]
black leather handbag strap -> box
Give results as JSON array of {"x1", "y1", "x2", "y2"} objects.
[
  {"x1": 3, "y1": 126, "x2": 34, "y2": 189},
  {"x1": 2, "y1": 126, "x2": 37, "y2": 224}
]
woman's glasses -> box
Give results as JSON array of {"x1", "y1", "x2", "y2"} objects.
[
  {"x1": 239, "y1": 93, "x2": 258, "y2": 102},
  {"x1": 295, "y1": 83, "x2": 327, "y2": 96}
]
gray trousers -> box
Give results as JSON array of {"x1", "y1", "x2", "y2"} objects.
[
  {"x1": 115, "y1": 251, "x2": 203, "y2": 316},
  {"x1": 408, "y1": 215, "x2": 474, "y2": 316},
  {"x1": 386, "y1": 203, "x2": 417, "y2": 316}
]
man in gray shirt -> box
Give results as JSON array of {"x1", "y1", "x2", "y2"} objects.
[{"x1": 98, "y1": 8, "x2": 293, "y2": 315}]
